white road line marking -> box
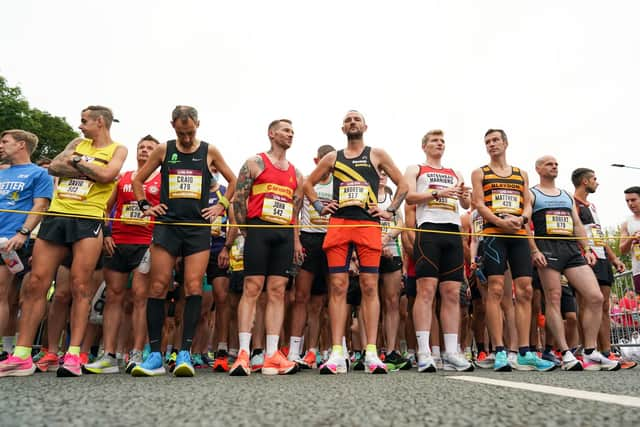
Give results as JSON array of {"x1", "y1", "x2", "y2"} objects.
[{"x1": 448, "y1": 376, "x2": 640, "y2": 408}]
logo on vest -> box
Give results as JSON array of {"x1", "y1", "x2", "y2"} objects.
[{"x1": 168, "y1": 153, "x2": 180, "y2": 164}]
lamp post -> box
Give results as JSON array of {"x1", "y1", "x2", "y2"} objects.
[{"x1": 611, "y1": 164, "x2": 640, "y2": 170}]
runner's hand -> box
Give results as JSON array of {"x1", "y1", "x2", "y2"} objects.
[
  {"x1": 369, "y1": 205, "x2": 393, "y2": 220},
  {"x1": 293, "y1": 239, "x2": 305, "y2": 265},
  {"x1": 321, "y1": 200, "x2": 339, "y2": 215},
  {"x1": 612, "y1": 257, "x2": 626, "y2": 273},
  {"x1": 202, "y1": 204, "x2": 224, "y2": 221},
  {"x1": 437, "y1": 186, "x2": 462, "y2": 199},
  {"x1": 218, "y1": 247, "x2": 230, "y2": 269},
  {"x1": 5, "y1": 233, "x2": 27, "y2": 252},
  {"x1": 531, "y1": 250, "x2": 547, "y2": 268},
  {"x1": 103, "y1": 236, "x2": 116, "y2": 256},
  {"x1": 497, "y1": 215, "x2": 522, "y2": 234},
  {"x1": 584, "y1": 251, "x2": 597, "y2": 267},
  {"x1": 144, "y1": 203, "x2": 167, "y2": 217}
]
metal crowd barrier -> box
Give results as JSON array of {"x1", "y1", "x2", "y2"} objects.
[{"x1": 610, "y1": 271, "x2": 640, "y2": 359}]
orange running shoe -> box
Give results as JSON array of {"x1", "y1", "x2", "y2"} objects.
[
  {"x1": 608, "y1": 353, "x2": 637, "y2": 370},
  {"x1": 36, "y1": 352, "x2": 60, "y2": 373},
  {"x1": 477, "y1": 351, "x2": 487, "y2": 362},
  {"x1": 295, "y1": 350, "x2": 317, "y2": 369},
  {"x1": 80, "y1": 352, "x2": 89, "y2": 366},
  {"x1": 212, "y1": 351, "x2": 230, "y2": 373},
  {"x1": 229, "y1": 349, "x2": 251, "y2": 376},
  {"x1": 262, "y1": 351, "x2": 298, "y2": 375}
]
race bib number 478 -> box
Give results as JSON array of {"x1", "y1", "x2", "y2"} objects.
[{"x1": 169, "y1": 169, "x2": 202, "y2": 199}]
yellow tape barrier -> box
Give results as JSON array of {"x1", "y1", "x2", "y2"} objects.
[{"x1": 0, "y1": 207, "x2": 616, "y2": 241}]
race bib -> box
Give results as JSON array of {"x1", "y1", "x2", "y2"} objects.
[
  {"x1": 427, "y1": 185, "x2": 457, "y2": 211},
  {"x1": 381, "y1": 219, "x2": 393, "y2": 235},
  {"x1": 261, "y1": 194, "x2": 293, "y2": 224},
  {"x1": 121, "y1": 202, "x2": 148, "y2": 225},
  {"x1": 169, "y1": 169, "x2": 202, "y2": 199},
  {"x1": 634, "y1": 244, "x2": 640, "y2": 261},
  {"x1": 545, "y1": 210, "x2": 574, "y2": 235},
  {"x1": 211, "y1": 216, "x2": 226, "y2": 236},
  {"x1": 230, "y1": 237, "x2": 245, "y2": 271},
  {"x1": 308, "y1": 199, "x2": 330, "y2": 225},
  {"x1": 338, "y1": 181, "x2": 369, "y2": 208},
  {"x1": 473, "y1": 216, "x2": 484, "y2": 234},
  {"x1": 491, "y1": 190, "x2": 522, "y2": 214},
  {"x1": 57, "y1": 177, "x2": 93, "y2": 201},
  {"x1": 590, "y1": 225, "x2": 605, "y2": 247}
]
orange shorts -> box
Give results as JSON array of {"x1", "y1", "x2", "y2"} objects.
[{"x1": 322, "y1": 217, "x2": 382, "y2": 273}]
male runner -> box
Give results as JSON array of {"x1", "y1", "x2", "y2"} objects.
[
  {"x1": 621, "y1": 187, "x2": 640, "y2": 293},
  {"x1": 405, "y1": 129, "x2": 473, "y2": 372},
  {"x1": 229, "y1": 118, "x2": 303, "y2": 376},
  {"x1": 304, "y1": 110, "x2": 408, "y2": 375},
  {"x1": 131, "y1": 106, "x2": 236, "y2": 377},
  {"x1": 529, "y1": 156, "x2": 617, "y2": 370}
]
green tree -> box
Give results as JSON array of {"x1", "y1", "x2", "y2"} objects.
[{"x1": 0, "y1": 75, "x2": 77, "y2": 161}]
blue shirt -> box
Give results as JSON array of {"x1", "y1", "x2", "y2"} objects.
[{"x1": 0, "y1": 163, "x2": 54, "y2": 239}]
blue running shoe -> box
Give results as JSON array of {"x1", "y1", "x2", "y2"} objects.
[
  {"x1": 513, "y1": 351, "x2": 556, "y2": 372},
  {"x1": 174, "y1": 350, "x2": 195, "y2": 377},
  {"x1": 131, "y1": 352, "x2": 166, "y2": 377},
  {"x1": 541, "y1": 351, "x2": 562, "y2": 367},
  {"x1": 142, "y1": 344, "x2": 151, "y2": 362},
  {"x1": 494, "y1": 350, "x2": 511, "y2": 372}
]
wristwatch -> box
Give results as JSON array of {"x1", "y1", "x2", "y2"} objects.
[
  {"x1": 385, "y1": 206, "x2": 396, "y2": 214},
  {"x1": 431, "y1": 190, "x2": 439, "y2": 198},
  {"x1": 71, "y1": 155, "x2": 82, "y2": 165},
  {"x1": 18, "y1": 226, "x2": 30, "y2": 236},
  {"x1": 137, "y1": 199, "x2": 152, "y2": 212}
]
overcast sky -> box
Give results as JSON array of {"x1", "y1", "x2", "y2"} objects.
[{"x1": 1, "y1": 1, "x2": 638, "y2": 228}]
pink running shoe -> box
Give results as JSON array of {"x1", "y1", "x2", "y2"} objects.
[
  {"x1": 0, "y1": 355, "x2": 36, "y2": 377},
  {"x1": 365, "y1": 354, "x2": 388, "y2": 374},
  {"x1": 57, "y1": 353, "x2": 82, "y2": 377}
]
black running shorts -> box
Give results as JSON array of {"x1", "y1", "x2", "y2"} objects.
[
  {"x1": 152, "y1": 223, "x2": 211, "y2": 257},
  {"x1": 243, "y1": 218, "x2": 293, "y2": 277},
  {"x1": 206, "y1": 248, "x2": 231, "y2": 283},
  {"x1": 38, "y1": 214, "x2": 103, "y2": 246},
  {"x1": 380, "y1": 256, "x2": 403, "y2": 274},
  {"x1": 104, "y1": 244, "x2": 148, "y2": 273},
  {"x1": 591, "y1": 258, "x2": 614, "y2": 286},
  {"x1": 481, "y1": 236, "x2": 532, "y2": 279},
  {"x1": 536, "y1": 240, "x2": 586, "y2": 273},
  {"x1": 414, "y1": 223, "x2": 464, "y2": 282},
  {"x1": 300, "y1": 231, "x2": 329, "y2": 277}
]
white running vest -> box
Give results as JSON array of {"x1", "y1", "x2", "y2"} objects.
[
  {"x1": 415, "y1": 165, "x2": 461, "y2": 226},
  {"x1": 627, "y1": 215, "x2": 640, "y2": 276},
  {"x1": 301, "y1": 177, "x2": 333, "y2": 233}
]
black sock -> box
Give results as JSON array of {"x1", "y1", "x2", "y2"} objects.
[
  {"x1": 181, "y1": 295, "x2": 203, "y2": 352},
  {"x1": 251, "y1": 348, "x2": 263, "y2": 358},
  {"x1": 518, "y1": 346, "x2": 529, "y2": 356},
  {"x1": 147, "y1": 298, "x2": 166, "y2": 353},
  {"x1": 477, "y1": 343, "x2": 485, "y2": 354},
  {"x1": 495, "y1": 346, "x2": 505, "y2": 353},
  {"x1": 107, "y1": 352, "x2": 117, "y2": 359},
  {"x1": 602, "y1": 350, "x2": 611, "y2": 357},
  {"x1": 544, "y1": 345, "x2": 553, "y2": 354},
  {"x1": 584, "y1": 348, "x2": 595, "y2": 355}
]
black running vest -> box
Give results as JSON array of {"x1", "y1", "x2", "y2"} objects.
[{"x1": 331, "y1": 146, "x2": 380, "y2": 222}]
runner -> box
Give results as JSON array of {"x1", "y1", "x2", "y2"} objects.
[
  {"x1": 621, "y1": 187, "x2": 640, "y2": 295},
  {"x1": 529, "y1": 155, "x2": 617, "y2": 371},
  {"x1": 229, "y1": 118, "x2": 303, "y2": 376},
  {"x1": 0, "y1": 106, "x2": 127, "y2": 378},
  {"x1": 83, "y1": 135, "x2": 161, "y2": 374},
  {"x1": 288, "y1": 145, "x2": 335, "y2": 368},
  {"x1": 571, "y1": 168, "x2": 634, "y2": 369},
  {"x1": 470, "y1": 129, "x2": 553, "y2": 372},
  {"x1": 131, "y1": 106, "x2": 236, "y2": 377},
  {"x1": 404, "y1": 129, "x2": 473, "y2": 372},
  {"x1": 0, "y1": 130, "x2": 53, "y2": 364},
  {"x1": 303, "y1": 110, "x2": 408, "y2": 375}
]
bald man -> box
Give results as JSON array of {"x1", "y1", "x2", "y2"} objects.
[{"x1": 528, "y1": 155, "x2": 618, "y2": 371}]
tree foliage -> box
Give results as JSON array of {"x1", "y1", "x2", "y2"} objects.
[{"x1": 0, "y1": 75, "x2": 77, "y2": 161}]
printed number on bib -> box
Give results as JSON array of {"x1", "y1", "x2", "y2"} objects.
[
  {"x1": 491, "y1": 190, "x2": 522, "y2": 214},
  {"x1": 169, "y1": 169, "x2": 202, "y2": 199},
  {"x1": 57, "y1": 177, "x2": 93, "y2": 201},
  {"x1": 545, "y1": 210, "x2": 574, "y2": 235},
  {"x1": 211, "y1": 216, "x2": 226, "y2": 236},
  {"x1": 590, "y1": 225, "x2": 605, "y2": 247},
  {"x1": 261, "y1": 194, "x2": 293, "y2": 224},
  {"x1": 308, "y1": 199, "x2": 330, "y2": 225},
  {"x1": 473, "y1": 216, "x2": 484, "y2": 234},
  {"x1": 338, "y1": 181, "x2": 369, "y2": 208},
  {"x1": 427, "y1": 185, "x2": 457, "y2": 211},
  {"x1": 121, "y1": 202, "x2": 148, "y2": 225}
]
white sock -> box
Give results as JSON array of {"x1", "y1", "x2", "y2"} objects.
[
  {"x1": 2, "y1": 336, "x2": 15, "y2": 354},
  {"x1": 217, "y1": 342, "x2": 228, "y2": 352},
  {"x1": 342, "y1": 336, "x2": 348, "y2": 357},
  {"x1": 444, "y1": 334, "x2": 458, "y2": 355},
  {"x1": 166, "y1": 344, "x2": 173, "y2": 354},
  {"x1": 239, "y1": 332, "x2": 252, "y2": 354},
  {"x1": 266, "y1": 335, "x2": 279, "y2": 357},
  {"x1": 309, "y1": 347, "x2": 318, "y2": 355},
  {"x1": 432, "y1": 346, "x2": 441, "y2": 358},
  {"x1": 289, "y1": 336, "x2": 302, "y2": 361},
  {"x1": 416, "y1": 331, "x2": 430, "y2": 355}
]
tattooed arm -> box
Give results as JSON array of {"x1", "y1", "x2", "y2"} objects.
[
  {"x1": 48, "y1": 137, "x2": 84, "y2": 178},
  {"x1": 232, "y1": 155, "x2": 264, "y2": 228}
]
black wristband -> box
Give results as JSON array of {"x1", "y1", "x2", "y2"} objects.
[
  {"x1": 137, "y1": 199, "x2": 151, "y2": 212},
  {"x1": 103, "y1": 226, "x2": 112, "y2": 237},
  {"x1": 312, "y1": 200, "x2": 325, "y2": 215}
]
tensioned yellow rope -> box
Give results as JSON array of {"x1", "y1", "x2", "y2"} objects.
[{"x1": 0, "y1": 207, "x2": 617, "y2": 241}]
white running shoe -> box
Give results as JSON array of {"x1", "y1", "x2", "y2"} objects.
[
  {"x1": 417, "y1": 352, "x2": 437, "y2": 373},
  {"x1": 443, "y1": 353, "x2": 474, "y2": 372},
  {"x1": 583, "y1": 350, "x2": 621, "y2": 371}
]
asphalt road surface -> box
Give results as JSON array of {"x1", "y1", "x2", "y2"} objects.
[{"x1": 1, "y1": 367, "x2": 639, "y2": 426}]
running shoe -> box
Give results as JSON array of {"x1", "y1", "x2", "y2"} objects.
[
  {"x1": 213, "y1": 350, "x2": 230, "y2": 372},
  {"x1": 512, "y1": 352, "x2": 556, "y2": 372},
  {"x1": 464, "y1": 349, "x2": 473, "y2": 362},
  {"x1": 250, "y1": 351, "x2": 264, "y2": 373},
  {"x1": 263, "y1": 351, "x2": 298, "y2": 375},
  {"x1": 365, "y1": 353, "x2": 388, "y2": 374},
  {"x1": 36, "y1": 351, "x2": 60, "y2": 373},
  {"x1": 192, "y1": 353, "x2": 205, "y2": 368},
  {"x1": 319, "y1": 352, "x2": 347, "y2": 375},
  {"x1": 561, "y1": 351, "x2": 583, "y2": 371},
  {"x1": 201, "y1": 352, "x2": 214, "y2": 368},
  {"x1": 435, "y1": 356, "x2": 444, "y2": 370},
  {"x1": 541, "y1": 351, "x2": 562, "y2": 367},
  {"x1": 0, "y1": 351, "x2": 8, "y2": 362},
  {"x1": 384, "y1": 350, "x2": 411, "y2": 371},
  {"x1": 79, "y1": 352, "x2": 89, "y2": 366},
  {"x1": 142, "y1": 345, "x2": 151, "y2": 363},
  {"x1": 131, "y1": 351, "x2": 166, "y2": 377},
  {"x1": 83, "y1": 354, "x2": 119, "y2": 374},
  {"x1": 417, "y1": 352, "x2": 437, "y2": 373},
  {"x1": 583, "y1": 350, "x2": 621, "y2": 371},
  {"x1": 166, "y1": 351, "x2": 177, "y2": 373},
  {"x1": 229, "y1": 349, "x2": 251, "y2": 376},
  {"x1": 443, "y1": 353, "x2": 474, "y2": 372},
  {"x1": 174, "y1": 350, "x2": 195, "y2": 377},
  {"x1": 126, "y1": 350, "x2": 143, "y2": 374},
  {"x1": 493, "y1": 350, "x2": 511, "y2": 372},
  {"x1": 295, "y1": 350, "x2": 317, "y2": 369},
  {"x1": 507, "y1": 351, "x2": 518, "y2": 369},
  {"x1": 351, "y1": 351, "x2": 364, "y2": 371},
  {"x1": 405, "y1": 351, "x2": 417, "y2": 368},
  {"x1": 32, "y1": 348, "x2": 47, "y2": 363},
  {"x1": 0, "y1": 355, "x2": 36, "y2": 377},
  {"x1": 608, "y1": 353, "x2": 637, "y2": 370},
  {"x1": 57, "y1": 353, "x2": 82, "y2": 377}
]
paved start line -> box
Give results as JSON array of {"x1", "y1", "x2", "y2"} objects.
[{"x1": 448, "y1": 376, "x2": 640, "y2": 409}]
